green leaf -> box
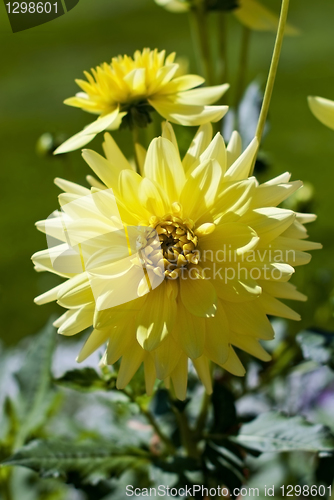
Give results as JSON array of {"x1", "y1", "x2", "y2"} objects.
[
  {"x1": 233, "y1": 411, "x2": 334, "y2": 453},
  {"x1": 54, "y1": 368, "x2": 116, "y2": 392},
  {"x1": 14, "y1": 318, "x2": 58, "y2": 445},
  {"x1": 296, "y1": 330, "x2": 334, "y2": 366},
  {"x1": 153, "y1": 456, "x2": 200, "y2": 474},
  {"x1": 203, "y1": 440, "x2": 245, "y2": 497},
  {"x1": 210, "y1": 382, "x2": 237, "y2": 433},
  {"x1": 2, "y1": 439, "x2": 150, "y2": 485}
]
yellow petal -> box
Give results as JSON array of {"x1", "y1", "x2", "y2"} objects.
[
  {"x1": 123, "y1": 68, "x2": 146, "y2": 94},
  {"x1": 102, "y1": 132, "x2": 133, "y2": 170},
  {"x1": 225, "y1": 138, "x2": 258, "y2": 181},
  {"x1": 174, "y1": 84, "x2": 229, "y2": 105},
  {"x1": 57, "y1": 273, "x2": 94, "y2": 308},
  {"x1": 77, "y1": 328, "x2": 111, "y2": 362},
  {"x1": 205, "y1": 303, "x2": 230, "y2": 365},
  {"x1": 170, "y1": 352, "x2": 188, "y2": 400},
  {"x1": 34, "y1": 283, "x2": 66, "y2": 305},
  {"x1": 116, "y1": 340, "x2": 145, "y2": 389},
  {"x1": 94, "y1": 296, "x2": 145, "y2": 330},
  {"x1": 258, "y1": 292, "x2": 301, "y2": 321},
  {"x1": 221, "y1": 346, "x2": 246, "y2": 376},
  {"x1": 308, "y1": 96, "x2": 334, "y2": 131},
  {"x1": 226, "y1": 131, "x2": 242, "y2": 168},
  {"x1": 82, "y1": 149, "x2": 123, "y2": 192},
  {"x1": 200, "y1": 222, "x2": 259, "y2": 257},
  {"x1": 199, "y1": 133, "x2": 227, "y2": 174},
  {"x1": 118, "y1": 169, "x2": 151, "y2": 220},
  {"x1": 182, "y1": 123, "x2": 213, "y2": 173},
  {"x1": 192, "y1": 356, "x2": 212, "y2": 394},
  {"x1": 189, "y1": 159, "x2": 224, "y2": 207},
  {"x1": 136, "y1": 282, "x2": 177, "y2": 351},
  {"x1": 54, "y1": 130, "x2": 96, "y2": 155},
  {"x1": 241, "y1": 207, "x2": 295, "y2": 244},
  {"x1": 144, "y1": 137, "x2": 186, "y2": 202},
  {"x1": 54, "y1": 178, "x2": 90, "y2": 196},
  {"x1": 153, "y1": 334, "x2": 181, "y2": 379},
  {"x1": 180, "y1": 276, "x2": 217, "y2": 318},
  {"x1": 106, "y1": 320, "x2": 135, "y2": 364},
  {"x1": 259, "y1": 280, "x2": 307, "y2": 302},
  {"x1": 139, "y1": 177, "x2": 168, "y2": 217},
  {"x1": 82, "y1": 109, "x2": 120, "y2": 135},
  {"x1": 56, "y1": 304, "x2": 94, "y2": 336},
  {"x1": 251, "y1": 180, "x2": 303, "y2": 208},
  {"x1": 231, "y1": 334, "x2": 271, "y2": 362},
  {"x1": 173, "y1": 304, "x2": 205, "y2": 359},
  {"x1": 149, "y1": 98, "x2": 228, "y2": 126},
  {"x1": 144, "y1": 353, "x2": 157, "y2": 396},
  {"x1": 159, "y1": 74, "x2": 205, "y2": 95},
  {"x1": 161, "y1": 121, "x2": 180, "y2": 155},
  {"x1": 223, "y1": 300, "x2": 274, "y2": 340},
  {"x1": 213, "y1": 178, "x2": 256, "y2": 224}
]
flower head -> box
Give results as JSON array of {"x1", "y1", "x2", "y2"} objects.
[
  {"x1": 155, "y1": 0, "x2": 298, "y2": 34},
  {"x1": 54, "y1": 48, "x2": 228, "y2": 154},
  {"x1": 33, "y1": 123, "x2": 321, "y2": 399},
  {"x1": 308, "y1": 96, "x2": 334, "y2": 130}
]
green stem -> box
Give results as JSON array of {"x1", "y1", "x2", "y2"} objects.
[
  {"x1": 194, "y1": 390, "x2": 211, "y2": 439},
  {"x1": 189, "y1": 6, "x2": 214, "y2": 85},
  {"x1": 0, "y1": 469, "x2": 13, "y2": 500},
  {"x1": 250, "y1": 0, "x2": 290, "y2": 175},
  {"x1": 122, "y1": 388, "x2": 175, "y2": 454},
  {"x1": 233, "y1": 26, "x2": 251, "y2": 112},
  {"x1": 173, "y1": 407, "x2": 199, "y2": 458},
  {"x1": 131, "y1": 126, "x2": 141, "y2": 174}
]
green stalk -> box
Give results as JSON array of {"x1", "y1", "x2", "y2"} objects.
[
  {"x1": 194, "y1": 390, "x2": 211, "y2": 439},
  {"x1": 131, "y1": 126, "x2": 141, "y2": 174},
  {"x1": 250, "y1": 0, "x2": 290, "y2": 175},
  {"x1": 189, "y1": 5, "x2": 214, "y2": 85},
  {"x1": 0, "y1": 470, "x2": 13, "y2": 500},
  {"x1": 122, "y1": 388, "x2": 175, "y2": 454},
  {"x1": 172, "y1": 406, "x2": 199, "y2": 458}
]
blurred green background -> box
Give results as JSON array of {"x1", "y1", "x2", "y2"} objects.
[{"x1": 1, "y1": 0, "x2": 334, "y2": 345}]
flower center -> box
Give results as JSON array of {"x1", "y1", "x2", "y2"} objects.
[{"x1": 146, "y1": 214, "x2": 199, "y2": 279}]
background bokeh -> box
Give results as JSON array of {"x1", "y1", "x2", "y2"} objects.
[{"x1": 1, "y1": 0, "x2": 334, "y2": 345}]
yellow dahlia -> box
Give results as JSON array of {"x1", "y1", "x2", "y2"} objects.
[
  {"x1": 33, "y1": 123, "x2": 320, "y2": 399},
  {"x1": 308, "y1": 96, "x2": 334, "y2": 130},
  {"x1": 155, "y1": 0, "x2": 297, "y2": 34},
  {"x1": 54, "y1": 48, "x2": 228, "y2": 155}
]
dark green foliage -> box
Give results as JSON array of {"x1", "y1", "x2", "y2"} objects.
[
  {"x1": 210, "y1": 382, "x2": 237, "y2": 434},
  {"x1": 12, "y1": 318, "x2": 59, "y2": 447},
  {"x1": 3, "y1": 318, "x2": 334, "y2": 499},
  {"x1": 3, "y1": 439, "x2": 150, "y2": 484},
  {"x1": 120, "y1": 102, "x2": 155, "y2": 130},
  {"x1": 203, "y1": 440, "x2": 245, "y2": 497},
  {"x1": 54, "y1": 368, "x2": 117, "y2": 392}
]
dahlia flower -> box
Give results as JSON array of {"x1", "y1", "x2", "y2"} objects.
[
  {"x1": 33, "y1": 123, "x2": 320, "y2": 399},
  {"x1": 308, "y1": 96, "x2": 334, "y2": 130},
  {"x1": 54, "y1": 48, "x2": 228, "y2": 155},
  {"x1": 155, "y1": 0, "x2": 297, "y2": 34}
]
